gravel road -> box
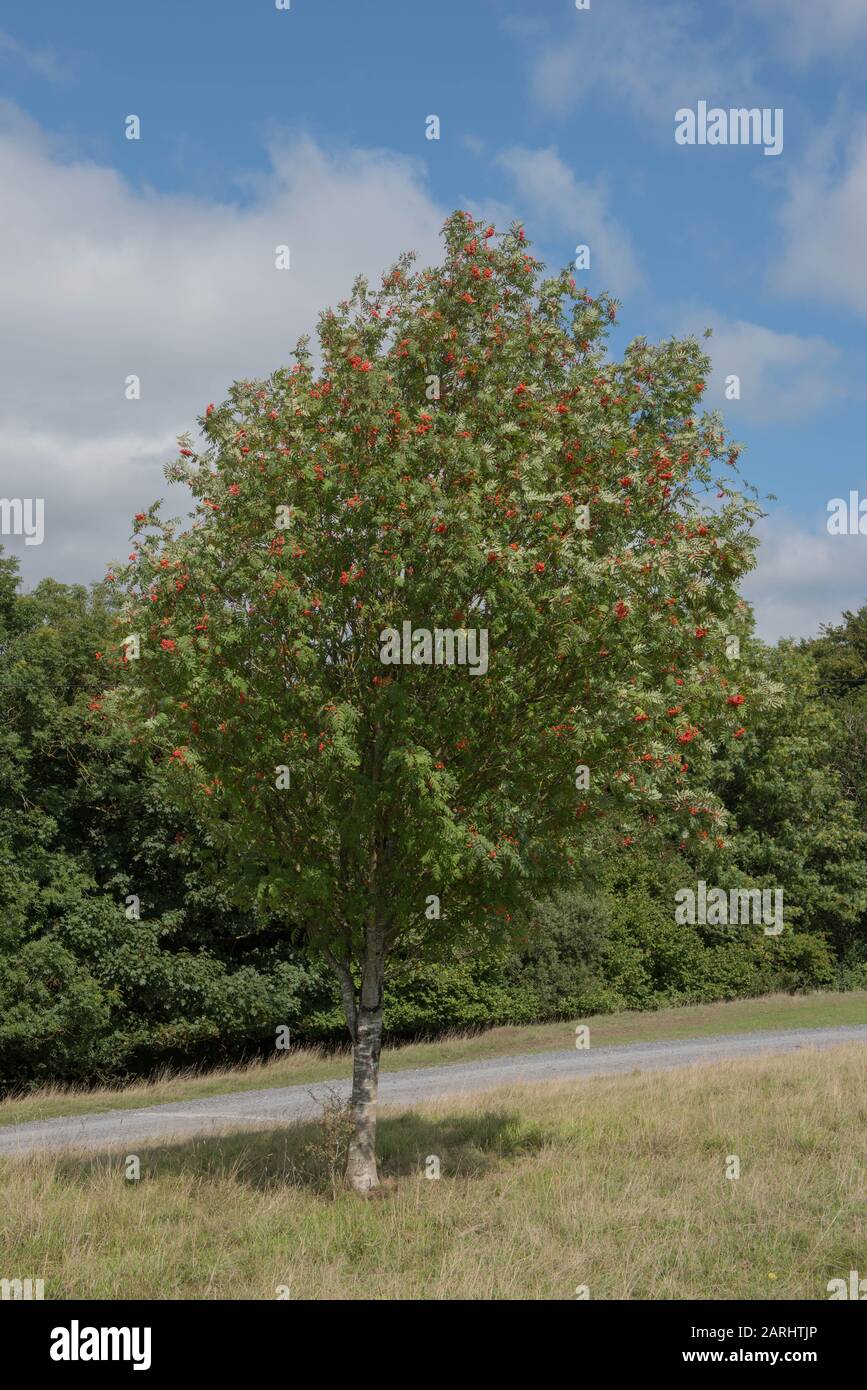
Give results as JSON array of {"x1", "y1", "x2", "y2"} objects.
[{"x1": 1, "y1": 1024, "x2": 864, "y2": 1157}]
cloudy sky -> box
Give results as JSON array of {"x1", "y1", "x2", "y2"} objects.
[{"x1": 1, "y1": 0, "x2": 865, "y2": 639}]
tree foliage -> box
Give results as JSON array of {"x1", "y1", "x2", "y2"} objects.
[{"x1": 108, "y1": 213, "x2": 774, "y2": 1186}]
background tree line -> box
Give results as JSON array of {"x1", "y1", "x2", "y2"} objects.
[{"x1": 1, "y1": 545, "x2": 864, "y2": 1090}]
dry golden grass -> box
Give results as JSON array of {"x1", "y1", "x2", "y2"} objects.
[
  {"x1": 2, "y1": 988, "x2": 864, "y2": 1129},
  {"x1": 1, "y1": 1043, "x2": 864, "y2": 1300}
]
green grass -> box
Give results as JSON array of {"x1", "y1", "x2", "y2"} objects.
[
  {"x1": 1, "y1": 988, "x2": 864, "y2": 1131},
  {"x1": 2, "y1": 1044, "x2": 864, "y2": 1299}
]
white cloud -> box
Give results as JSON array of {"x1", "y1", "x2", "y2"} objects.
[
  {"x1": 744, "y1": 513, "x2": 867, "y2": 641},
  {"x1": 0, "y1": 106, "x2": 446, "y2": 587},
  {"x1": 676, "y1": 312, "x2": 842, "y2": 424},
  {"x1": 526, "y1": 0, "x2": 755, "y2": 124},
  {"x1": 524, "y1": 0, "x2": 864, "y2": 127},
  {"x1": 770, "y1": 120, "x2": 867, "y2": 319},
  {"x1": 0, "y1": 28, "x2": 62, "y2": 82},
  {"x1": 462, "y1": 134, "x2": 486, "y2": 158},
  {"x1": 495, "y1": 145, "x2": 643, "y2": 295},
  {"x1": 750, "y1": 0, "x2": 867, "y2": 64}
]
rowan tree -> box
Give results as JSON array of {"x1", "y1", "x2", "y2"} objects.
[{"x1": 110, "y1": 211, "x2": 769, "y2": 1190}]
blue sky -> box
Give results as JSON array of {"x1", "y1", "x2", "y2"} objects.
[{"x1": 1, "y1": 0, "x2": 865, "y2": 638}]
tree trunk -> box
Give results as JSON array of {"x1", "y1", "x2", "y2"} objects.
[
  {"x1": 344, "y1": 942, "x2": 385, "y2": 1192},
  {"x1": 344, "y1": 996, "x2": 383, "y2": 1192}
]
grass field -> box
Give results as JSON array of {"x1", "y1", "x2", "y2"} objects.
[
  {"x1": 2, "y1": 988, "x2": 865, "y2": 1130},
  {"x1": 1, "y1": 1044, "x2": 864, "y2": 1300}
]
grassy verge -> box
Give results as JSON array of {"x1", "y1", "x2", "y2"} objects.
[
  {"x1": 1, "y1": 1045, "x2": 864, "y2": 1299},
  {"x1": 1, "y1": 987, "x2": 864, "y2": 1130}
]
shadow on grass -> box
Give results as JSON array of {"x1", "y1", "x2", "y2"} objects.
[{"x1": 51, "y1": 1108, "x2": 554, "y2": 1196}]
